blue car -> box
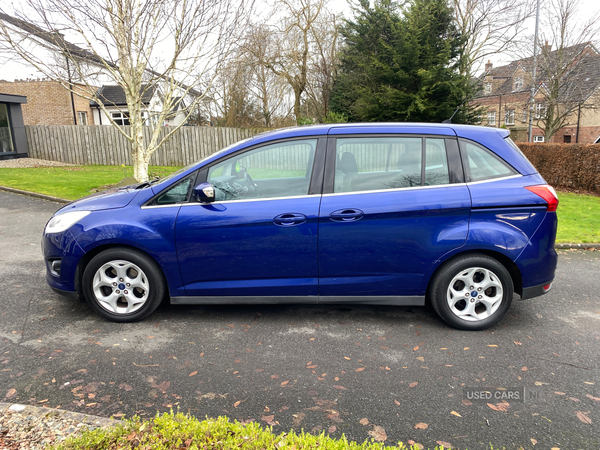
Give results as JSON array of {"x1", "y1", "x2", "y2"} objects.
[{"x1": 42, "y1": 123, "x2": 558, "y2": 330}]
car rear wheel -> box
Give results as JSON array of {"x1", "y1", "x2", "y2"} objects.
[
  {"x1": 430, "y1": 254, "x2": 513, "y2": 330},
  {"x1": 82, "y1": 248, "x2": 165, "y2": 322}
]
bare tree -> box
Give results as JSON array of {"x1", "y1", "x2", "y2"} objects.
[
  {"x1": 303, "y1": 9, "x2": 340, "y2": 122},
  {"x1": 0, "y1": 0, "x2": 253, "y2": 182},
  {"x1": 452, "y1": 0, "x2": 535, "y2": 78},
  {"x1": 204, "y1": 54, "x2": 261, "y2": 128},
  {"x1": 245, "y1": 0, "x2": 328, "y2": 124},
  {"x1": 531, "y1": 0, "x2": 600, "y2": 141},
  {"x1": 242, "y1": 24, "x2": 291, "y2": 127}
]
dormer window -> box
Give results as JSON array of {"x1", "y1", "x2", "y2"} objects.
[
  {"x1": 514, "y1": 76, "x2": 524, "y2": 90},
  {"x1": 484, "y1": 82, "x2": 492, "y2": 94}
]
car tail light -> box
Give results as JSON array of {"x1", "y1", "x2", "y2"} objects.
[{"x1": 525, "y1": 185, "x2": 559, "y2": 212}]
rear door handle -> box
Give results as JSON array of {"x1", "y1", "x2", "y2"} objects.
[
  {"x1": 329, "y1": 208, "x2": 364, "y2": 222},
  {"x1": 273, "y1": 213, "x2": 307, "y2": 226}
]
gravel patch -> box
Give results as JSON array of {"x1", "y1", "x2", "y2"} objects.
[
  {"x1": 0, "y1": 158, "x2": 76, "y2": 168},
  {"x1": 0, "y1": 403, "x2": 119, "y2": 449}
]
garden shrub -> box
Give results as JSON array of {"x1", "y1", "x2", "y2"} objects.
[{"x1": 517, "y1": 143, "x2": 600, "y2": 194}]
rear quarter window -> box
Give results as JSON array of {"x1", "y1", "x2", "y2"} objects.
[{"x1": 460, "y1": 140, "x2": 517, "y2": 182}]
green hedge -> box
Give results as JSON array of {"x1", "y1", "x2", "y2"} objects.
[{"x1": 517, "y1": 143, "x2": 600, "y2": 194}]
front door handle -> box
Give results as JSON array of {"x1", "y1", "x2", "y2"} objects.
[
  {"x1": 329, "y1": 208, "x2": 364, "y2": 222},
  {"x1": 273, "y1": 213, "x2": 307, "y2": 226}
]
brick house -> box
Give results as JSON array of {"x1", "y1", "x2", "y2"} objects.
[
  {"x1": 0, "y1": 13, "x2": 108, "y2": 126},
  {"x1": 90, "y1": 85, "x2": 188, "y2": 127},
  {"x1": 0, "y1": 80, "x2": 97, "y2": 125},
  {"x1": 1, "y1": 13, "x2": 197, "y2": 128},
  {"x1": 471, "y1": 44, "x2": 600, "y2": 143}
]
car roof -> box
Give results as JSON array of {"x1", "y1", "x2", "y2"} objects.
[{"x1": 248, "y1": 122, "x2": 510, "y2": 142}]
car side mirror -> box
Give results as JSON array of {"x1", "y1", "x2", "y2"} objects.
[{"x1": 194, "y1": 182, "x2": 215, "y2": 203}]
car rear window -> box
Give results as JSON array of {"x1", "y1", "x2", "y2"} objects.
[
  {"x1": 333, "y1": 137, "x2": 451, "y2": 193},
  {"x1": 460, "y1": 140, "x2": 516, "y2": 182}
]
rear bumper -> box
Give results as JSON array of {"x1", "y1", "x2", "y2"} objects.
[{"x1": 520, "y1": 281, "x2": 553, "y2": 300}]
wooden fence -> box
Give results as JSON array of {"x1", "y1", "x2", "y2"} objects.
[{"x1": 24, "y1": 125, "x2": 258, "y2": 166}]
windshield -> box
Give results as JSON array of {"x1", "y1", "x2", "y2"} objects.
[{"x1": 149, "y1": 136, "x2": 258, "y2": 186}]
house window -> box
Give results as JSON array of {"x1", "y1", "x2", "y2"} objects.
[
  {"x1": 487, "y1": 111, "x2": 496, "y2": 126},
  {"x1": 533, "y1": 136, "x2": 545, "y2": 143},
  {"x1": 77, "y1": 111, "x2": 87, "y2": 125},
  {"x1": 111, "y1": 112, "x2": 130, "y2": 126},
  {"x1": 0, "y1": 104, "x2": 15, "y2": 153},
  {"x1": 484, "y1": 82, "x2": 492, "y2": 95},
  {"x1": 535, "y1": 103, "x2": 546, "y2": 119},
  {"x1": 505, "y1": 110, "x2": 515, "y2": 126},
  {"x1": 514, "y1": 76, "x2": 524, "y2": 90},
  {"x1": 564, "y1": 135, "x2": 571, "y2": 143}
]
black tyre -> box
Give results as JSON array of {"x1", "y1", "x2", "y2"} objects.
[
  {"x1": 82, "y1": 247, "x2": 165, "y2": 322},
  {"x1": 429, "y1": 254, "x2": 513, "y2": 331}
]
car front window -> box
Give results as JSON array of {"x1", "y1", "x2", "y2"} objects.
[{"x1": 207, "y1": 139, "x2": 317, "y2": 201}]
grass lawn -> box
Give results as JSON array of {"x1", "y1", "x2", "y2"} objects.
[
  {"x1": 0, "y1": 165, "x2": 598, "y2": 243},
  {"x1": 0, "y1": 165, "x2": 181, "y2": 200},
  {"x1": 556, "y1": 191, "x2": 600, "y2": 244}
]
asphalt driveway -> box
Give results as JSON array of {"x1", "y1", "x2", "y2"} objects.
[{"x1": 0, "y1": 190, "x2": 598, "y2": 449}]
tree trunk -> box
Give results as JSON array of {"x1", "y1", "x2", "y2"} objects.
[{"x1": 132, "y1": 125, "x2": 148, "y2": 182}]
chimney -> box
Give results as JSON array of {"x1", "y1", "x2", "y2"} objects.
[
  {"x1": 542, "y1": 40, "x2": 551, "y2": 53},
  {"x1": 485, "y1": 60, "x2": 493, "y2": 72}
]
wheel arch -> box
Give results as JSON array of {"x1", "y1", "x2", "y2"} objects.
[
  {"x1": 427, "y1": 249, "x2": 523, "y2": 300},
  {"x1": 76, "y1": 244, "x2": 171, "y2": 299}
]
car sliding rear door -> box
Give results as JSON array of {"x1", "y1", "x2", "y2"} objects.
[{"x1": 318, "y1": 134, "x2": 471, "y2": 300}]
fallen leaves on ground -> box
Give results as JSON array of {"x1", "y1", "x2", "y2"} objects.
[
  {"x1": 5, "y1": 388, "x2": 16, "y2": 400},
  {"x1": 414, "y1": 422, "x2": 428, "y2": 430},
  {"x1": 261, "y1": 415, "x2": 276, "y2": 426},
  {"x1": 409, "y1": 382, "x2": 418, "y2": 388},
  {"x1": 576, "y1": 411, "x2": 592, "y2": 424},
  {"x1": 531, "y1": 438, "x2": 537, "y2": 445},
  {"x1": 436, "y1": 441, "x2": 452, "y2": 448},
  {"x1": 487, "y1": 402, "x2": 510, "y2": 412},
  {"x1": 394, "y1": 399, "x2": 400, "y2": 406},
  {"x1": 328, "y1": 425, "x2": 337, "y2": 433},
  {"x1": 189, "y1": 371, "x2": 197, "y2": 377},
  {"x1": 586, "y1": 394, "x2": 600, "y2": 401},
  {"x1": 333, "y1": 385, "x2": 346, "y2": 390},
  {"x1": 368, "y1": 425, "x2": 387, "y2": 442},
  {"x1": 355, "y1": 367, "x2": 365, "y2": 372},
  {"x1": 359, "y1": 418, "x2": 369, "y2": 426},
  {"x1": 450, "y1": 411, "x2": 462, "y2": 417}
]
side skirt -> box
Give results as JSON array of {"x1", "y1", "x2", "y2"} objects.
[{"x1": 170, "y1": 296, "x2": 425, "y2": 306}]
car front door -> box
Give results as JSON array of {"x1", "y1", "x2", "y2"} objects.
[
  {"x1": 174, "y1": 137, "x2": 325, "y2": 300},
  {"x1": 318, "y1": 134, "x2": 471, "y2": 301}
]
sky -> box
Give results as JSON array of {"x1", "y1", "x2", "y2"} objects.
[{"x1": 4, "y1": 0, "x2": 600, "y2": 82}]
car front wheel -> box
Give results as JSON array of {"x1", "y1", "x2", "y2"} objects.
[
  {"x1": 82, "y1": 248, "x2": 165, "y2": 322},
  {"x1": 430, "y1": 254, "x2": 513, "y2": 330}
]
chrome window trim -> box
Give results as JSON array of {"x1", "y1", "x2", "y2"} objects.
[
  {"x1": 466, "y1": 174, "x2": 522, "y2": 185},
  {"x1": 180, "y1": 193, "x2": 321, "y2": 206},
  {"x1": 322, "y1": 183, "x2": 467, "y2": 198},
  {"x1": 141, "y1": 203, "x2": 185, "y2": 210}
]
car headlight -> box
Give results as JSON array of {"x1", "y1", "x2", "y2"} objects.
[{"x1": 45, "y1": 211, "x2": 91, "y2": 234}]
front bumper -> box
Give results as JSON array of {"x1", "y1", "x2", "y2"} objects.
[{"x1": 42, "y1": 229, "x2": 86, "y2": 293}]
